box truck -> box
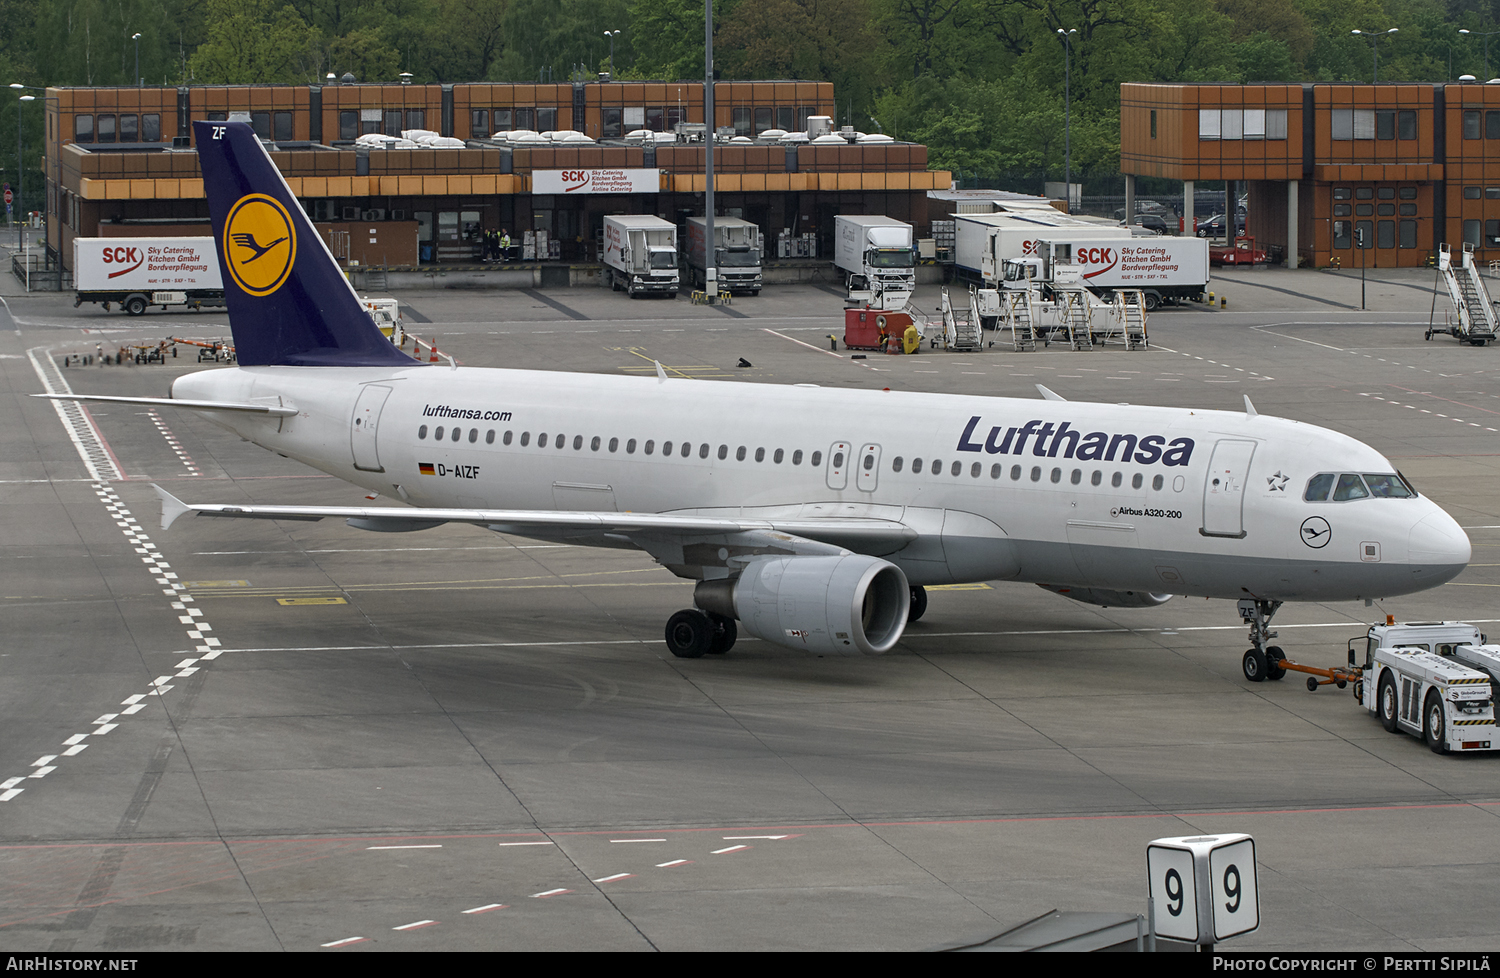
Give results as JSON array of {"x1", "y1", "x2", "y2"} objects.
[
  {"x1": 1000, "y1": 236, "x2": 1210, "y2": 310},
  {"x1": 833, "y1": 215, "x2": 915, "y2": 308},
  {"x1": 686, "y1": 216, "x2": 762, "y2": 295},
  {"x1": 954, "y1": 213, "x2": 1126, "y2": 287},
  {"x1": 73, "y1": 237, "x2": 225, "y2": 315},
  {"x1": 602, "y1": 216, "x2": 679, "y2": 297}
]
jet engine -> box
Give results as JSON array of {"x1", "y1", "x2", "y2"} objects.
[
  {"x1": 695, "y1": 554, "x2": 910, "y2": 655},
  {"x1": 1038, "y1": 584, "x2": 1172, "y2": 608}
]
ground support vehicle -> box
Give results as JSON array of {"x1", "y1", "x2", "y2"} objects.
[
  {"x1": 686, "y1": 216, "x2": 762, "y2": 295},
  {"x1": 602, "y1": 216, "x2": 679, "y2": 298},
  {"x1": 362, "y1": 297, "x2": 404, "y2": 347},
  {"x1": 842, "y1": 307, "x2": 920, "y2": 353},
  {"x1": 1000, "y1": 236, "x2": 1208, "y2": 313},
  {"x1": 1209, "y1": 236, "x2": 1268, "y2": 267},
  {"x1": 834, "y1": 215, "x2": 914, "y2": 309},
  {"x1": 1426, "y1": 243, "x2": 1498, "y2": 346},
  {"x1": 1348, "y1": 621, "x2": 1499, "y2": 754},
  {"x1": 74, "y1": 237, "x2": 225, "y2": 315}
]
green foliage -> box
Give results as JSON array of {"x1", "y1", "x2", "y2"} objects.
[{"x1": 188, "y1": 0, "x2": 320, "y2": 84}]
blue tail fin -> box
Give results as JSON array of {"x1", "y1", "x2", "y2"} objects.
[{"x1": 194, "y1": 120, "x2": 416, "y2": 367}]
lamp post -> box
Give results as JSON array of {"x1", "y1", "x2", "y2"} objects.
[
  {"x1": 13, "y1": 93, "x2": 22, "y2": 248},
  {"x1": 1459, "y1": 28, "x2": 1500, "y2": 81},
  {"x1": 1351, "y1": 28, "x2": 1398, "y2": 83},
  {"x1": 132, "y1": 33, "x2": 142, "y2": 86},
  {"x1": 12, "y1": 85, "x2": 59, "y2": 267},
  {"x1": 1057, "y1": 28, "x2": 1076, "y2": 213},
  {"x1": 604, "y1": 30, "x2": 621, "y2": 76}
]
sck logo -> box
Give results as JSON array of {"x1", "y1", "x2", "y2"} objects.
[
  {"x1": 1077, "y1": 245, "x2": 1119, "y2": 279},
  {"x1": 561, "y1": 170, "x2": 592, "y2": 192},
  {"x1": 103, "y1": 246, "x2": 144, "y2": 279},
  {"x1": 1021, "y1": 239, "x2": 1037, "y2": 255}
]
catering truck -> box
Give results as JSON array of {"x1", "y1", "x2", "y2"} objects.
[
  {"x1": 833, "y1": 215, "x2": 915, "y2": 308},
  {"x1": 954, "y1": 213, "x2": 1124, "y2": 287},
  {"x1": 73, "y1": 237, "x2": 225, "y2": 315},
  {"x1": 602, "y1": 215, "x2": 680, "y2": 298},
  {"x1": 685, "y1": 215, "x2": 762, "y2": 295},
  {"x1": 999, "y1": 236, "x2": 1210, "y2": 311}
]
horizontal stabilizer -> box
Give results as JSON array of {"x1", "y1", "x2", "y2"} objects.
[{"x1": 34, "y1": 394, "x2": 297, "y2": 417}]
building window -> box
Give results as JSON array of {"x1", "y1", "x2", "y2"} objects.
[
  {"x1": 536, "y1": 107, "x2": 557, "y2": 131},
  {"x1": 1334, "y1": 221, "x2": 1350, "y2": 249},
  {"x1": 1465, "y1": 110, "x2": 1482, "y2": 139},
  {"x1": 97, "y1": 114, "x2": 116, "y2": 143},
  {"x1": 1355, "y1": 187, "x2": 1374, "y2": 200},
  {"x1": 733, "y1": 107, "x2": 751, "y2": 136},
  {"x1": 118, "y1": 114, "x2": 138, "y2": 142},
  {"x1": 471, "y1": 109, "x2": 489, "y2": 138},
  {"x1": 1333, "y1": 187, "x2": 1352, "y2": 200},
  {"x1": 1466, "y1": 219, "x2": 1482, "y2": 247},
  {"x1": 1333, "y1": 109, "x2": 1375, "y2": 140},
  {"x1": 1378, "y1": 203, "x2": 1395, "y2": 216},
  {"x1": 1465, "y1": 186, "x2": 1482, "y2": 199},
  {"x1": 407, "y1": 109, "x2": 424, "y2": 131},
  {"x1": 339, "y1": 110, "x2": 357, "y2": 140},
  {"x1": 142, "y1": 113, "x2": 161, "y2": 142},
  {"x1": 1377, "y1": 187, "x2": 1394, "y2": 199},
  {"x1": 248, "y1": 112, "x2": 269, "y2": 138},
  {"x1": 494, "y1": 108, "x2": 512, "y2": 131},
  {"x1": 515, "y1": 107, "x2": 535, "y2": 130},
  {"x1": 1399, "y1": 186, "x2": 1417, "y2": 199},
  {"x1": 1376, "y1": 110, "x2": 1394, "y2": 140},
  {"x1": 75, "y1": 114, "x2": 93, "y2": 142},
  {"x1": 1399, "y1": 110, "x2": 1417, "y2": 139},
  {"x1": 360, "y1": 108, "x2": 381, "y2": 135},
  {"x1": 644, "y1": 107, "x2": 662, "y2": 131},
  {"x1": 1401, "y1": 220, "x2": 1418, "y2": 248},
  {"x1": 1399, "y1": 203, "x2": 1417, "y2": 215},
  {"x1": 1150, "y1": 110, "x2": 1157, "y2": 138},
  {"x1": 1334, "y1": 203, "x2": 1351, "y2": 217},
  {"x1": 1199, "y1": 108, "x2": 1221, "y2": 140},
  {"x1": 1487, "y1": 220, "x2": 1500, "y2": 247},
  {"x1": 1378, "y1": 220, "x2": 1395, "y2": 248},
  {"x1": 754, "y1": 107, "x2": 772, "y2": 134},
  {"x1": 778, "y1": 106, "x2": 795, "y2": 132},
  {"x1": 384, "y1": 109, "x2": 403, "y2": 136},
  {"x1": 274, "y1": 111, "x2": 293, "y2": 141},
  {"x1": 1355, "y1": 203, "x2": 1373, "y2": 216},
  {"x1": 602, "y1": 108, "x2": 622, "y2": 138}
]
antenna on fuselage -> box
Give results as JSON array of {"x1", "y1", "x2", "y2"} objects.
[
  {"x1": 1036, "y1": 384, "x2": 1065, "y2": 401},
  {"x1": 656, "y1": 360, "x2": 668, "y2": 384},
  {"x1": 1244, "y1": 395, "x2": 1258, "y2": 418}
]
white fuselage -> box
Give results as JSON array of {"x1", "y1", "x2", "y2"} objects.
[{"x1": 173, "y1": 365, "x2": 1471, "y2": 601}]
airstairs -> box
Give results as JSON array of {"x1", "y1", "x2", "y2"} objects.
[{"x1": 1429, "y1": 243, "x2": 1498, "y2": 346}]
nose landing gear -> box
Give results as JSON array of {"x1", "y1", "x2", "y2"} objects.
[{"x1": 1239, "y1": 598, "x2": 1287, "y2": 683}]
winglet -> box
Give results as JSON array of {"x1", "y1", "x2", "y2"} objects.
[
  {"x1": 1036, "y1": 384, "x2": 1065, "y2": 402},
  {"x1": 152, "y1": 484, "x2": 192, "y2": 530},
  {"x1": 1244, "y1": 395, "x2": 1258, "y2": 418},
  {"x1": 656, "y1": 360, "x2": 668, "y2": 384}
]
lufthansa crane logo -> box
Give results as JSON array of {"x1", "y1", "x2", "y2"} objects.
[{"x1": 223, "y1": 193, "x2": 296, "y2": 296}]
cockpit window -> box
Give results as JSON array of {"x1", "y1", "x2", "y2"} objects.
[
  {"x1": 1333, "y1": 473, "x2": 1370, "y2": 501},
  {"x1": 1308, "y1": 472, "x2": 1415, "y2": 502},
  {"x1": 1363, "y1": 473, "x2": 1413, "y2": 498},
  {"x1": 1304, "y1": 473, "x2": 1335, "y2": 502}
]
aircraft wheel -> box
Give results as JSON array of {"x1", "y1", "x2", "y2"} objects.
[
  {"x1": 1378, "y1": 673, "x2": 1400, "y2": 732},
  {"x1": 1242, "y1": 648, "x2": 1267, "y2": 683},
  {"x1": 907, "y1": 586, "x2": 928, "y2": 623},
  {"x1": 1265, "y1": 646, "x2": 1286, "y2": 681},
  {"x1": 1424, "y1": 689, "x2": 1450, "y2": 754},
  {"x1": 665, "y1": 609, "x2": 713, "y2": 659},
  {"x1": 707, "y1": 614, "x2": 737, "y2": 655}
]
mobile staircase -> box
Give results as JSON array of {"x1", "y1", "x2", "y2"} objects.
[{"x1": 1428, "y1": 243, "x2": 1499, "y2": 346}]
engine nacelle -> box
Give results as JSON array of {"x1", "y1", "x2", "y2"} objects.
[
  {"x1": 696, "y1": 555, "x2": 910, "y2": 655},
  {"x1": 1038, "y1": 583, "x2": 1172, "y2": 608}
]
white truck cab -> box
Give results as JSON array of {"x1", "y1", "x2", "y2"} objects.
[{"x1": 1350, "y1": 621, "x2": 1498, "y2": 753}]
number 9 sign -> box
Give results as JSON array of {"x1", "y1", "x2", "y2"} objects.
[{"x1": 1147, "y1": 834, "x2": 1259, "y2": 945}]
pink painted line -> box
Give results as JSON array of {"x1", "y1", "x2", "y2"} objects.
[
  {"x1": 392, "y1": 920, "x2": 437, "y2": 931},
  {"x1": 712, "y1": 845, "x2": 750, "y2": 855},
  {"x1": 462, "y1": 904, "x2": 507, "y2": 915},
  {"x1": 321, "y1": 937, "x2": 369, "y2": 948},
  {"x1": 592, "y1": 873, "x2": 635, "y2": 884},
  {"x1": 531, "y1": 888, "x2": 572, "y2": 899},
  {"x1": 655, "y1": 859, "x2": 692, "y2": 868}
]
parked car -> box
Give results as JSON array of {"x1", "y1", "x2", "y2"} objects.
[
  {"x1": 1196, "y1": 213, "x2": 1246, "y2": 238},
  {"x1": 1121, "y1": 214, "x2": 1172, "y2": 235},
  {"x1": 1112, "y1": 200, "x2": 1170, "y2": 220}
]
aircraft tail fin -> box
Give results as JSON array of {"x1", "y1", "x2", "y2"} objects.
[{"x1": 193, "y1": 120, "x2": 416, "y2": 367}]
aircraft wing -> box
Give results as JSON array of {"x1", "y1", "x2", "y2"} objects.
[
  {"x1": 152, "y1": 486, "x2": 917, "y2": 553},
  {"x1": 32, "y1": 394, "x2": 298, "y2": 417}
]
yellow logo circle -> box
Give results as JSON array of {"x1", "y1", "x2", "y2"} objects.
[{"x1": 223, "y1": 194, "x2": 296, "y2": 296}]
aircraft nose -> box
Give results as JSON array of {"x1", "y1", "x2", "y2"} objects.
[{"x1": 1409, "y1": 510, "x2": 1471, "y2": 570}]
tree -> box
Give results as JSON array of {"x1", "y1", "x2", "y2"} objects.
[{"x1": 188, "y1": 0, "x2": 320, "y2": 84}]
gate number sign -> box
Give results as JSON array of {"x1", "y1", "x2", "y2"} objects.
[{"x1": 1147, "y1": 834, "x2": 1259, "y2": 944}]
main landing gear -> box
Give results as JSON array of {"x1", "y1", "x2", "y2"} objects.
[
  {"x1": 664, "y1": 609, "x2": 737, "y2": 658},
  {"x1": 1239, "y1": 598, "x2": 1287, "y2": 683}
]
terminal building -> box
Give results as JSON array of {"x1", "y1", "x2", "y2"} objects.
[
  {"x1": 40, "y1": 79, "x2": 948, "y2": 274},
  {"x1": 1120, "y1": 81, "x2": 1500, "y2": 268}
]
